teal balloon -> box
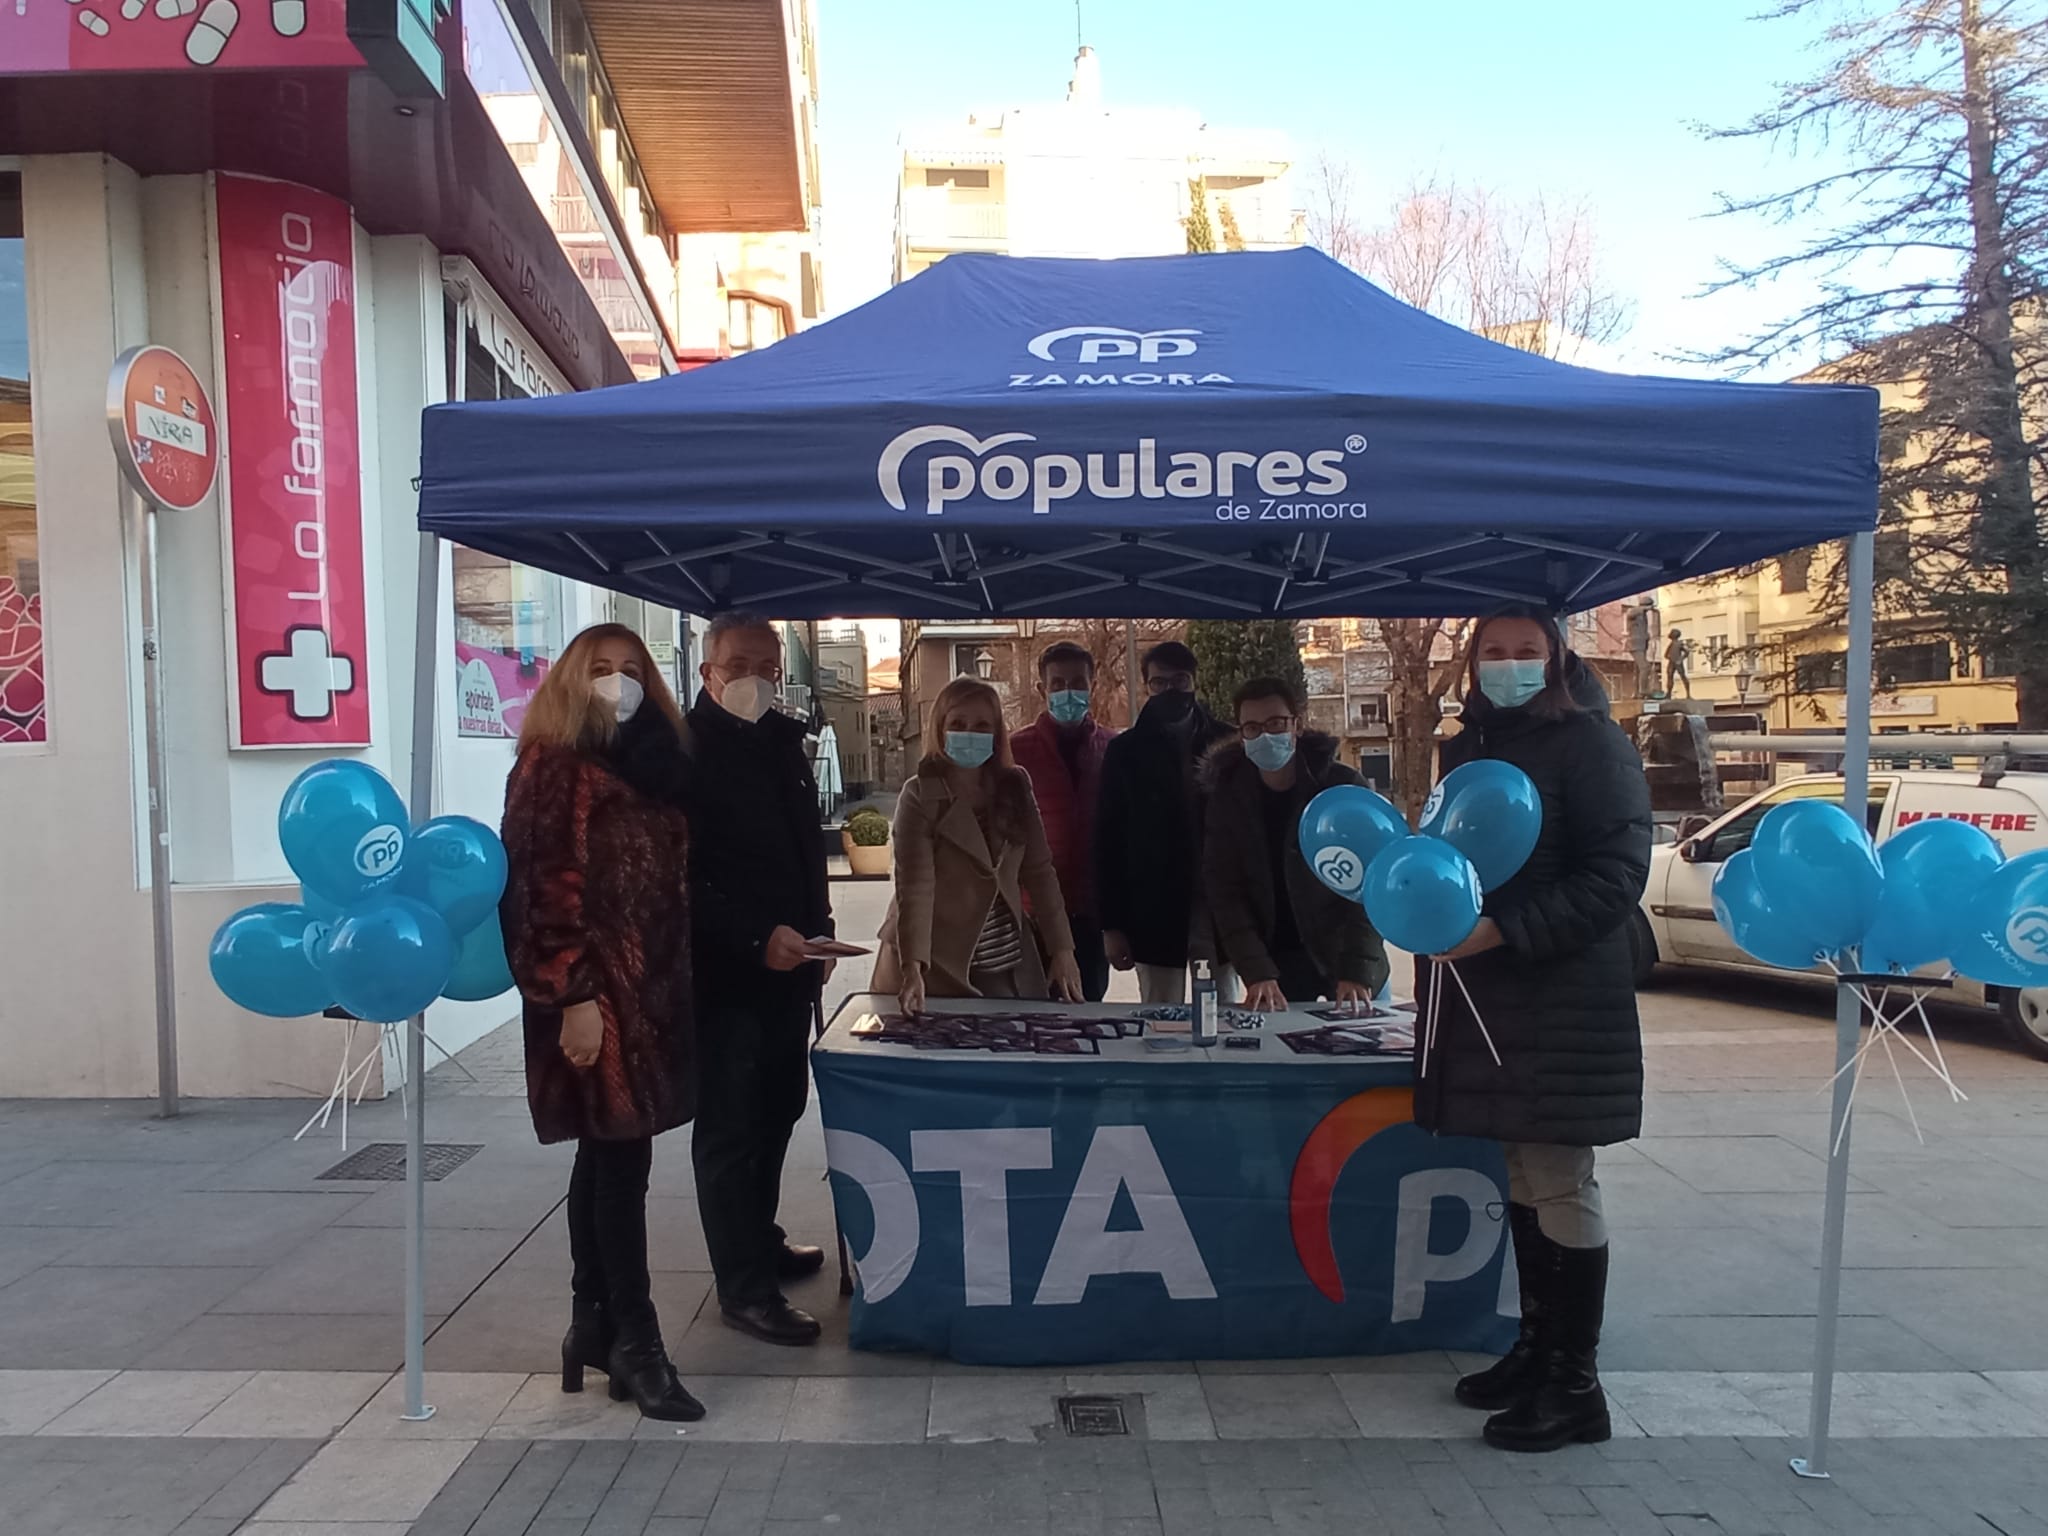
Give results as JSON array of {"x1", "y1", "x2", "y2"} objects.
[
  {"x1": 400, "y1": 816, "x2": 509, "y2": 937},
  {"x1": 1857, "y1": 819, "x2": 2005, "y2": 975},
  {"x1": 315, "y1": 896, "x2": 455, "y2": 1023},
  {"x1": 1420, "y1": 759, "x2": 1543, "y2": 890},
  {"x1": 1750, "y1": 799, "x2": 1883, "y2": 955},
  {"x1": 210, "y1": 904, "x2": 333, "y2": 1018},
  {"x1": 1362, "y1": 836, "x2": 1483, "y2": 955},
  {"x1": 443, "y1": 911, "x2": 516, "y2": 1002},
  {"x1": 1948, "y1": 849, "x2": 2048, "y2": 988},
  {"x1": 278, "y1": 760, "x2": 410, "y2": 905},
  {"x1": 1299, "y1": 785, "x2": 1408, "y2": 901},
  {"x1": 1711, "y1": 849, "x2": 1827, "y2": 971}
]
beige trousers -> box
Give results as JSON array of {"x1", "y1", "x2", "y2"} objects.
[{"x1": 1503, "y1": 1142, "x2": 1606, "y2": 1249}]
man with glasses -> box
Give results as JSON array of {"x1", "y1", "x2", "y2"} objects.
[
  {"x1": 1095, "y1": 641, "x2": 1237, "y2": 1004},
  {"x1": 1200, "y1": 676, "x2": 1389, "y2": 1011},
  {"x1": 677, "y1": 612, "x2": 833, "y2": 1346}
]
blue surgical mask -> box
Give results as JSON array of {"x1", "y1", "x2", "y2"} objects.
[
  {"x1": 1048, "y1": 689, "x2": 1091, "y2": 725},
  {"x1": 945, "y1": 731, "x2": 995, "y2": 769},
  {"x1": 1476, "y1": 659, "x2": 1549, "y2": 710},
  {"x1": 1245, "y1": 731, "x2": 1297, "y2": 772}
]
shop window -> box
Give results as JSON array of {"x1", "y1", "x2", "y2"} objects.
[
  {"x1": 446, "y1": 296, "x2": 566, "y2": 738},
  {"x1": 1795, "y1": 649, "x2": 1848, "y2": 693},
  {"x1": 1877, "y1": 641, "x2": 1951, "y2": 686},
  {"x1": 0, "y1": 172, "x2": 42, "y2": 747}
]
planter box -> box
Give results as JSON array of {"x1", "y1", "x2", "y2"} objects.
[{"x1": 841, "y1": 830, "x2": 891, "y2": 877}]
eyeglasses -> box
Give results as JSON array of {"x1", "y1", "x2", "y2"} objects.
[
  {"x1": 1239, "y1": 714, "x2": 1296, "y2": 740},
  {"x1": 1144, "y1": 672, "x2": 1196, "y2": 695},
  {"x1": 711, "y1": 660, "x2": 784, "y2": 684}
]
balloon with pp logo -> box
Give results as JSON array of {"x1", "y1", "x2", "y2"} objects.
[
  {"x1": 209, "y1": 904, "x2": 333, "y2": 1018},
  {"x1": 1362, "y1": 835, "x2": 1483, "y2": 955},
  {"x1": 1857, "y1": 819, "x2": 2005, "y2": 975},
  {"x1": 1711, "y1": 849, "x2": 1828, "y2": 972},
  {"x1": 1948, "y1": 849, "x2": 2048, "y2": 988},
  {"x1": 1750, "y1": 799, "x2": 1883, "y2": 955},
  {"x1": 400, "y1": 816, "x2": 508, "y2": 938},
  {"x1": 1419, "y1": 759, "x2": 1542, "y2": 890},
  {"x1": 314, "y1": 896, "x2": 456, "y2": 1023},
  {"x1": 442, "y1": 910, "x2": 516, "y2": 1002},
  {"x1": 278, "y1": 760, "x2": 410, "y2": 905},
  {"x1": 1299, "y1": 784, "x2": 1408, "y2": 900}
]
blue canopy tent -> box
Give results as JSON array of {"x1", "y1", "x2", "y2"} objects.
[
  {"x1": 406, "y1": 248, "x2": 1883, "y2": 1475},
  {"x1": 418, "y1": 248, "x2": 1874, "y2": 620}
]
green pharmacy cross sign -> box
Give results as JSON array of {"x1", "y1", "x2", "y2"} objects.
[{"x1": 348, "y1": 0, "x2": 455, "y2": 100}]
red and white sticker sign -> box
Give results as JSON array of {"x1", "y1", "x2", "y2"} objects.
[
  {"x1": 215, "y1": 171, "x2": 371, "y2": 748},
  {"x1": 107, "y1": 346, "x2": 218, "y2": 512}
]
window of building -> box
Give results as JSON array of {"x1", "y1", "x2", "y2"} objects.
[
  {"x1": 1795, "y1": 650, "x2": 1848, "y2": 693},
  {"x1": 1778, "y1": 546, "x2": 1813, "y2": 594},
  {"x1": 0, "y1": 171, "x2": 42, "y2": 747},
  {"x1": 952, "y1": 642, "x2": 997, "y2": 680},
  {"x1": 1877, "y1": 641, "x2": 1951, "y2": 687},
  {"x1": 1982, "y1": 647, "x2": 2017, "y2": 679},
  {"x1": 924, "y1": 167, "x2": 991, "y2": 189},
  {"x1": 446, "y1": 299, "x2": 566, "y2": 738}
]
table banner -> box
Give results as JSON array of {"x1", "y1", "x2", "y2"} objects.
[{"x1": 814, "y1": 1049, "x2": 1519, "y2": 1366}]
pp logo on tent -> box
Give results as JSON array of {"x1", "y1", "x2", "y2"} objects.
[{"x1": 1027, "y1": 327, "x2": 1201, "y2": 365}]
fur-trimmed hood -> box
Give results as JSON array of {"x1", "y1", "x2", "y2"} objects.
[{"x1": 1196, "y1": 728, "x2": 1345, "y2": 795}]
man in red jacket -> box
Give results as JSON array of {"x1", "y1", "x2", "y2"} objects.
[{"x1": 1010, "y1": 641, "x2": 1117, "y2": 1000}]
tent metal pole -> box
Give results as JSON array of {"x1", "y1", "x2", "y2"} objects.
[
  {"x1": 1793, "y1": 528, "x2": 1873, "y2": 1481},
  {"x1": 401, "y1": 528, "x2": 441, "y2": 1424}
]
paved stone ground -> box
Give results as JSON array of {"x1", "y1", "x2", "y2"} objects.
[
  {"x1": 406, "y1": 1435, "x2": 2047, "y2": 1536},
  {"x1": 0, "y1": 1434, "x2": 321, "y2": 1536},
  {"x1": 3, "y1": 881, "x2": 2048, "y2": 1529}
]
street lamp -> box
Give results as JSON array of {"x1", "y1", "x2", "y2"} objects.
[{"x1": 973, "y1": 646, "x2": 995, "y2": 681}]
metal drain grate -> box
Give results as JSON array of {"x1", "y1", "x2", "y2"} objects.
[
  {"x1": 1057, "y1": 1395, "x2": 1130, "y2": 1437},
  {"x1": 318, "y1": 1143, "x2": 483, "y2": 1182}
]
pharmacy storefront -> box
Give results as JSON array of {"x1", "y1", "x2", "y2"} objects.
[{"x1": 0, "y1": 8, "x2": 687, "y2": 1098}]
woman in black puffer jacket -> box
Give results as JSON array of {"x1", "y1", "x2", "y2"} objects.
[{"x1": 1414, "y1": 603, "x2": 1650, "y2": 1455}]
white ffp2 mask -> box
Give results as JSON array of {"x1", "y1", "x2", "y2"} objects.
[
  {"x1": 718, "y1": 674, "x2": 775, "y2": 723},
  {"x1": 592, "y1": 672, "x2": 645, "y2": 723}
]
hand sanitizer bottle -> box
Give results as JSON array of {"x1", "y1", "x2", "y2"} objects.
[{"x1": 1192, "y1": 960, "x2": 1219, "y2": 1047}]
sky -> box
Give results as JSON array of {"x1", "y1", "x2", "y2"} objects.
[{"x1": 813, "y1": 0, "x2": 1878, "y2": 381}]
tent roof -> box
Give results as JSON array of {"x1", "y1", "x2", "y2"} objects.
[{"x1": 417, "y1": 248, "x2": 1878, "y2": 620}]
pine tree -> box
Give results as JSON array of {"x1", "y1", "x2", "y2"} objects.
[
  {"x1": 1701, "y1": 0, "x2": 2048, "y2": 725},
  {"x1": 1184, "y1": 177, "x2": 1217, "y2": 254},
  {"x1": 1185, "y1": 620, "x2": 1307, "y2": 721},
  {"x1": 1218, "y1": 200, "x2": 1245, "y2": 252}
]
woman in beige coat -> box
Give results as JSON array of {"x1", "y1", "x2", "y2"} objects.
[{"x1": 873, "y1": 678, "x2": 1084, "y2": 1013}]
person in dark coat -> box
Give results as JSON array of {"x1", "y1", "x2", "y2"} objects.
[
  {"x1": 1414, "y1": 604, "x2": 1651, "y2": 1454},
  {"x1": 1010, "y1": 642, "x2": 1118, "y2": 1000},
  {"x1": 1095, "y1": 640, "x2": 1237, "y2": 1003},
  {"x1": 675, "y1": 612, "x2": 835, "y2": 1348},
  {"x1": 500, "y1": 622, "x2": 702, "y2": 1423},
  {"x1": 1200, "y1": 677, "x2": 1390, "y2": 1008}
]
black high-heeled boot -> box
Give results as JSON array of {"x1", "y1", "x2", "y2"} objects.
[
  {"x1": 560, "y1": 1301, "x2": 612, "y2": 1394},
  {"x1": 1457, "y1": 1205, "x2": 1552, "y2": 1410},
  {"x1": 606, "y1": 1314, "x2": 706, "y2": 1422},
  {"x1": 1483, "y1": 1243, "x2": 1611, "y2": 1453}
]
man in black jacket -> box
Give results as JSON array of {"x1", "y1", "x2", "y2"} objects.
[
  {"x1": 679, "y1": 612, "x2": 832, "y2": 1346},
  {"x1": 1201, "y1": 677, "x2": 1390, "y2": 1009},
  {"x1": 1095, "y1": 641, "x2": 1237, "y2": 1004}
]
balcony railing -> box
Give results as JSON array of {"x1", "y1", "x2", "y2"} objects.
[{"x1": 899, "y1": 187, "x2": 1008, "y2": 246}]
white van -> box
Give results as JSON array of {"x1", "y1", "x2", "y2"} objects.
[{"x1": 1633, "y1": 769, "x2": 2048, "y2": 1059}]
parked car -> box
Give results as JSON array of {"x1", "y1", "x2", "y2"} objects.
[{"x1": 1633, "y1": 769, "x2": 2048, "y2": 1059}]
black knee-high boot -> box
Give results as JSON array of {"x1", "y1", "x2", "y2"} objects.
[
  {"x1": 1483, "y1": 1242, "x2": 1611, "y2": 1452},
  {"x1": 1456, "y1": 1204, "x2": 1551, "y2": 1410}
]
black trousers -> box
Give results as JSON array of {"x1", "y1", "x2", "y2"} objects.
[
  {"x1": 692, "y1": 992, "x2": 813, "y2": 1307},
  {"x1": 1070, "y1": 916, "x2": 1110, "y2": 1003},
  {"x1": 1272, "y1": 947, "x2": 1331, "y2": 1004},
  {"x1": 567, "y1": 1135, "x2": 655, "y2": 1329}
]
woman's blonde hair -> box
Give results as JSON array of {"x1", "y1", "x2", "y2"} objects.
[
  {"x1": 921, "y1": 676, "x2": 1015, "y2": 769},
  {"x1": 517, "y1": 623, "x2": 685, "y2": 754}
]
